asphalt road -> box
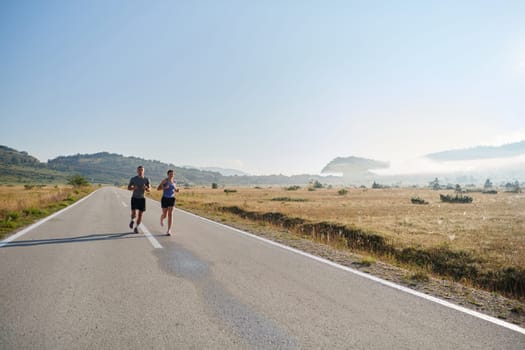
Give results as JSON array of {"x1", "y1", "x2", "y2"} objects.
[{"x1": 1, "y1": 187, "x2": 524, "y2": 349}]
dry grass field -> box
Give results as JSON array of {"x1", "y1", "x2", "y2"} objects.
[
  {"x1": 164, "y1": 186, "x2": 525, "y2": 299},
  {"x1": 0, "y1": 184, "x2": 95, "y2": 238}
]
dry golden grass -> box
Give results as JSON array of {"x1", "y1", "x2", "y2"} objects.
[
  {"x1": 0, "y1": 185, "x2": 95, "y2": 237},
  {"x1": 1, "y1": 185, "x2": 71, "y2": 211},
  {"x1": 170, "y1": 186, "x2": 525, "y2": 271}
]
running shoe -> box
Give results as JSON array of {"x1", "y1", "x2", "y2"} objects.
[
  {"x1": 134, "y1": 227, "x2": 139, "y2": 234},
  {"x1": 129, "y1": 220, "x2": 134, "y2": 229}
]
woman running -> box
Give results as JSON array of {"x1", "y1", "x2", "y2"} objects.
[{"x1": 157, "y1": 169, "x2": 179, "y2": 236}]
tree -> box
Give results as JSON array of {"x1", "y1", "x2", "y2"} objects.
[
  {"x1": 484, "y1": 178, "x2": 493, "y2": 189},
  {"x1": 430, "y1": 178, "x2": 440, "y2": 190},
  {"x1": 313, "y1": 180, "x2": 323, "y2": 189},
  {"x1": 68, "y1": 174, "x2": 89, "y2": 187}
]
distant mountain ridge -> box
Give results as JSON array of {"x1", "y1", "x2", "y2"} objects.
[
  {"x1": 185, "y1": 166, "x2": 250, "y2": 176},
  {"x1": 4, "y1": 140, "x2": 524, "y2": 187},
  {"x1": 425, "y1": 140, "x2": 525, "y2": 161},
  {"x1": 47, "y1": 152, "x2": 222, "y2": 185},
  {"x1": 0, "y1": 145, "x2": 71, "y2": 183},
  {"x1": 0, "y1": 146, "x2": 340, "y2": 186},
  {"x1": 0, "y1": 145, "x2": 41, "y2": 166},
  {"x1": 320, "y1": 140, "x2": 525, "y2": 186}
]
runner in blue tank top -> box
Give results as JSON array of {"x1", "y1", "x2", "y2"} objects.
[{"x1": 157, "y1": 169, "x2": 179, "y2": 236}]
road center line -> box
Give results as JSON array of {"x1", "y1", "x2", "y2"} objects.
[
  {"x1": 140, "y1": 223, "x2": 162, "y2": 249},
  {"x1": 115, "y1": 189, "x2": 162, "y2": 249}
]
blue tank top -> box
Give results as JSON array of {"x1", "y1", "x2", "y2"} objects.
[{"x1": 163, "y1": 179, "x2": 176, "y2": 198}]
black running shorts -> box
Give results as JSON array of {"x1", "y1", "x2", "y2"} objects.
[
  {"x1": 161, "y1": 197, "x2": 176, "y2": 208},
  {"x1": 131, "y1": 197, "x2": 146, "y2": 211}
]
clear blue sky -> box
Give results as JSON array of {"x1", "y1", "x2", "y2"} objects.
[{"x1": 1, "y1": 0, "x2": 524, "y2": 175}]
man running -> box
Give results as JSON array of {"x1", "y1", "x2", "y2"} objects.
[{"x1": 128, "y1": 165, "x2": 150, "y2": 233}]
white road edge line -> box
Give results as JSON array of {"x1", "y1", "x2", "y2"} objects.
[
  {"x1": 0, "y1": 189, "x2": 99, "y2": 248},
  {"x1": 177, "y1": 208, "x2": 525, "y2": 336},
  {"x1": 140, "y1": 224, "x2": 162, "y2": 249}
]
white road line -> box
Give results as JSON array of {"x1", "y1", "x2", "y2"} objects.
[
  {"x1": 114, "y1": 188, "x2": 162, "y2": 249},
  {"x1": 139, "y1": 223, "x2": 163, "y2": 249},
  {"x1": 177, "y1": 208, "x2": 525, "y2": 336},
  {"x1": 0, "y1": 190, "x2": 99, "y2": 248}
]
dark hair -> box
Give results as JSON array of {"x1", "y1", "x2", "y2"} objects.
[
  {"x1": 167, "y1": 169, "x2": 174, "y2": 175},
  {"x1": 137, "y1": 165, "x2": 144, "y2": 169}
]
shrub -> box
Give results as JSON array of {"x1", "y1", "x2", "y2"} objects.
[
  {"x1": 355, "y1": 256, "x2": 375, "y2": 267},
  {"x1": 23, "y1": 207, "x2": 43, "y2": 216},
  {"x1": 440, "y1": 194, "x2": 473, "y2": 203},
  {"x1": 338, "y1": 189, "x2": 348, "y2": 195},
  {"x1": 68, "y1": 174, "x2": 89, "y2": 187},
  {"x1": 5, "y1": 211, "x2": 19, "y2": 221},
  {"x1": 285, "y1": 185, "x2": 301, "y2": 191},
  {"x1": 271, "y1": 197, "x2": 307, "y2": 202},
  {"x1": 211, "y1": 183, "x2": 218, "y2": 189},
  {"x1": 372, "y1": 181, "x2": 389, "y2": 189},
  {"x1": 408, "y1": 271, "x2": 430, "y2": 283},
  {"x1": 312, "y1": 180, "x2": 323, "y2": 189},
  {"x1": 429, "y1": 178, "x2": 440, "y2": 190},
  {"x1": 224, "y1": 189, "x2": 237, "y2": 193},
  {"x1": 411, "y1": 197, "x2": 428, "y2": 204}
]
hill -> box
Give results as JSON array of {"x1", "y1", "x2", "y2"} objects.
[
  {"x1": 47, "y1": 152, "x2": 223, "y2": 186},
  {"x1": 425, "y1": 140, "x2": 525, "y2": 161},
  {"x1": 322, "y1": 141, "x2": 525, "y2": 186},
  {"x1": 0, "y1": 146, "x2": 343, "y2": 186},
  {"x1": 0, "y1": 146, "x2": 223, "y2": 185},
  {"x1": 0, "y1": 145, "x2": 41, "y2": 166},
  {"x1": 197, "y1": 166, "x2": 250, "y2": 176},
  {"x1": 0, "y1": 146, "x2": 71, "y2": 183},
  {"x1": 46, "y1": 153, "x2": 343, "y2": 186},
  {"x1": 321, "y1": 156, "x2": 389, "y2": 184}
]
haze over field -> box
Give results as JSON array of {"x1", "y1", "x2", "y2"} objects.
[{"x1": 1, "y1": 1, "x2": 524, "y2": 175}]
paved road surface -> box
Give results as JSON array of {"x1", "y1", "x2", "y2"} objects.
[{"x1": 1, "y1": 187, "x2": 524, "y2": 349}]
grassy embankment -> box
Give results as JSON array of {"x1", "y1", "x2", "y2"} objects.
[
  {"x1": 160, "y1": 186, "x2": 525, "y2": 300},
  {"x1": 0, "y1": 184, "x2": 96, "y2": 240}
]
